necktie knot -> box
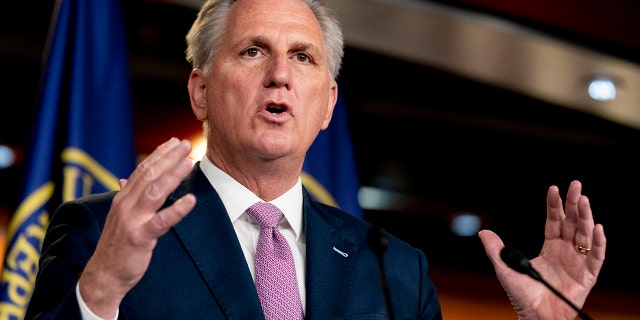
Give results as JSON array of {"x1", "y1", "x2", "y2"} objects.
[{"x1": 247, "y1": 202, "x2": 283, "y2": 229}]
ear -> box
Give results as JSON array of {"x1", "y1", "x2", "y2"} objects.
[
  {"x1": 188, "y1": 68, "x2": 208, "y2": 121},
  {"x1": 320, "y1": 81, "x2": 338, "y2": 130}
]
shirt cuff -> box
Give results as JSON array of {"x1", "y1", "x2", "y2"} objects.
[{"x1": 75, "y1": 282, "x2": 119, "y2": 320}]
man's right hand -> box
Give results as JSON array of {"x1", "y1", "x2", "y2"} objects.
[{"x1": 78, "y1": 137, "x2": 197, "y2": 319}]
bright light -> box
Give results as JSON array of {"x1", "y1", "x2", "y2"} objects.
[
  {"x1": 189, "y1": 133, "x2": 207, "y2": 161},
  {"x1": 450, "y1": 213, "x2": 481, "y2": 237},
  {"x1": 588, "y1": 76, "x2": 616, "y2": 101},
  {"x1": 0, "y1": 145, "x2": 15, "y2": 169}
]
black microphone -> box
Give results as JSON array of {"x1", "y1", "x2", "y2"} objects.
[
  {"x1": 367, "y1": 226, "x2": 395, "y2": 320},
  {"x1": 500, "y1": 245, "x2": 593, "y2": 320}
]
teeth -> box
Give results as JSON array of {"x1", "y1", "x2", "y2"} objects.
[{"x1": 267, "y1": 105, "x2": 284, "y2": 113}]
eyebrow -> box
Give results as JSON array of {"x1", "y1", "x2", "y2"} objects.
[
  {"x1": 246, "y1": 35, "x2": 315, "y2": 53},
  {"x1": 247, "y1": 35, "x2": 268, "y2": 48}
]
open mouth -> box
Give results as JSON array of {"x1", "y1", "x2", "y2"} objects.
[{"x1": 266, "y1": 104, "x2": 286, "y2": 114}]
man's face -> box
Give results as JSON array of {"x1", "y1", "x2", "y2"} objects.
[{"x1": 194, "y1": 0, "x2": 337, "y2": 165}]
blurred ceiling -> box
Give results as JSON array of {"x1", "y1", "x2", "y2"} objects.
[
  {"x1": 1, "y1": 0, "x2": 640, "y2": 295},
  {"x1": 329, "y1": 0, "x2": 640, "y2": 129}
]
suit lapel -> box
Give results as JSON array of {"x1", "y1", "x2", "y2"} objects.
[
  {"x1": 303, "y1": 191, "x2": 361, "y2": 318},
  {"x1": 166, "y1": 166, "x2": 362, "y2": 319},
  {"x1": 169, "y1": 165, "x2": 265, "y2": 319}
]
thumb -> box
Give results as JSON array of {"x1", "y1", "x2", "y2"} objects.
[{"x1": 478, "y1": 229, "x2": 505, "y2": 268}]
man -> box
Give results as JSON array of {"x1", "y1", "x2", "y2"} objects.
[{"x1": 25, "y1": 0, "x2": 606, "y2": 319}]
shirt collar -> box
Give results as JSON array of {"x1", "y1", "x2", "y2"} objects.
[{"x1": 198, "y1": 156, "x2": 304, "y2": 240}]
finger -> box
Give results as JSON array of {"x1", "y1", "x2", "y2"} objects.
[
  {"x1": 123, "y1": 138, "x2": 187, "y2": 193},
  {"x1": 478, "y1": 229, "x2": 505, "y2": 267},
  {"x1": 561, "y1": 180, "x2": 582, "y2": 242},
  {"x1": 587, "y1": 224, "x2": 606, "y2": 276},
  {"x1": 573, "y1": 195, "x2": 595, "y2": 252},
  {"x1": 117, "y1": 138, "x2": 193, "y2": 213},
  {"x1": 144, "y1": 194, "x2": 197, "y2": 239},
  {"x1": 545, "y1": 184, "x2": 563, "y2": 240},
  {"x1": 136, "y1": 156, "x2": 194, "y2": 212}
]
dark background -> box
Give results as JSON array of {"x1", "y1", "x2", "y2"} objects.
[{"x1": 1, "y1": 0, "x2": 640, "y2": 315}]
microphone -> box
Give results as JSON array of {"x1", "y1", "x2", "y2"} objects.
[
  {"x1": 500, "y1": 245, "x2": 593, "y2": 320},
  {"x1": 367, "y1": 226, "x2": 395, "y2": 320}
]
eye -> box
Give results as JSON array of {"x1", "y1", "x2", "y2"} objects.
[
  {"x1": 242, "y1": 47, "x2": 261, "y2": 58},
  {"x1": 296, "y1": 52, "x2": 311, "y2": 63}
]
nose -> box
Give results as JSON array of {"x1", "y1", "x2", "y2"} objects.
[{"x1": 264, "y1": 56, "x2": 290, "y2": 89}]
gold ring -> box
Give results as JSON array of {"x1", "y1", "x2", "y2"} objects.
[{"x1": 574, "y1": 245, "x2": 591, "y2": 255}]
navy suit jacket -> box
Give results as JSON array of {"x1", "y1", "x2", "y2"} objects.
[{"x1": 26, "y1": 164, "x2": 442, "y2": 319}]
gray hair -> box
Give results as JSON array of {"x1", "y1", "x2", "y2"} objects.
[{"x1": 185, "y1": 0, "x2": 345, "y2": 80}]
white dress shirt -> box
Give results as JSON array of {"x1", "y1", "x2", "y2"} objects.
[{"x1": 77, "y1": 156, "x2": 307, "y2": 319}]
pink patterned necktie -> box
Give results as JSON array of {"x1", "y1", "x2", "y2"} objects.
[{"x1": 246, "y1": 202, "x2": 304, "y2": 320}]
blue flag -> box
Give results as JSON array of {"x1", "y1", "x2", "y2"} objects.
[
  {"x1": 0, "y1": 0, "x2": 136, "y2": 317},
  {"x1": 302, "y1": 88, "x2": 363, "y2": 218}
]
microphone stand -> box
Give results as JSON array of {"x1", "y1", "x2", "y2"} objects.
[
  {"x1": 367, "y1": 226, "x2": 395, "y2": 320},
  {"x1": 500, "y1": 245, "x2": 594, "y2": 320}
]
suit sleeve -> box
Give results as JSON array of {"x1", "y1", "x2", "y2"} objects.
[
  {"x1": 416, "y1": 248, "x2": 442, "y2": 320},
  {"x1": 385, "y1": 237, "x2": 443, "y2": 320},
  {"x1": 25, "y1": 196, "x2": 111, "y2": 320}
]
